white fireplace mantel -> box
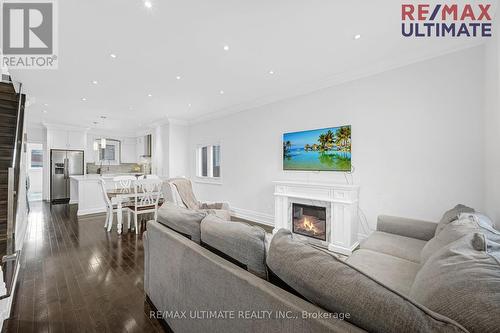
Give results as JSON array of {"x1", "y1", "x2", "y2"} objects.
[{"x1": 273, "y1": 180, "x2": 360, "y2": 255}]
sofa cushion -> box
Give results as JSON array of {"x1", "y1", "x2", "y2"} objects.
[
  {"x1": 360, "y1": 231, "x2": 426, "y2": 263},
  {"x1": 156, "y1": 202, "x2": 207, "y2": 243},
  {"x1": 410, "y1": 233, "x2": 500, "y2": 333},
  {"x1": 201, "y1": 208, "x2": 231, "y2": 221},
  {"x1": 266, "y1": 229, "x2": 467, "y2": 333},
  {"x1": 201, "y1": 214, "x2": 267, "y2": 279},
  {"x1": 346, "y1": 249, "x2": 420, "y2": 296},
  {"x1": 421, "y1": 216, "x2": 479, "y2": 263},
  {"x1": 435, "y1": 204, "x2": 474, "y2": 236}
]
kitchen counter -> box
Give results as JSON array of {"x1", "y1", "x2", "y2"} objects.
[
  {"x1": 69, "y1": 173, "x2": 151, "y2": 216},
  {"x1": 70, "y1": 175, "x2": 101, "y2": 182},
  {"x1": 69, "y1": 176, "x2": 107, "y2": 215},
  {"x1": 71, "y1": 173, "x2": 145, "y2": 182}
]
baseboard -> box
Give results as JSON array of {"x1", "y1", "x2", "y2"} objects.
[
  {"x1": 77, "y1": 207, "x2": 107, "y2": 216},
  {"x1": 231, "y1": 207, "x2": 274, "y2": 226}
]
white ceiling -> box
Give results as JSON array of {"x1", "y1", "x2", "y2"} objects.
[{"x1": 12, "y1": 0, "x2": 496, "y2": 132}]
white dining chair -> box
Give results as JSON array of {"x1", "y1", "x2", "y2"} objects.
[
  {"x1": 100, "y1": 179, "x2": 121, "y2": 232},
  {"x1": 113, "y1": 175, "x2": 136, "y2": 191},
  {"x1": 126, "y1": 179, "x2": 162, "y2": 234}
]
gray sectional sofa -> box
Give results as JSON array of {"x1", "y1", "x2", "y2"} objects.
[{"x1": 144, "y1": 204, "x2": 500, "y2": 333}]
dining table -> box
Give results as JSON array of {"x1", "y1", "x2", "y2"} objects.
[{"x1": 106, "y1": 188, "x2": 142, "y2": 234}]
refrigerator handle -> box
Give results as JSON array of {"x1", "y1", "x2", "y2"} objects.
[{"x1": 64, "y1": 158, "x2": 69, "y2": 179}]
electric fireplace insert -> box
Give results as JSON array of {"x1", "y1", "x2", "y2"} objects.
[{"x1": 292, "y1": 203, "x2": 327, "y2": 241}]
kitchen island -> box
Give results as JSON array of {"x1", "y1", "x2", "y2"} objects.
[{"x1": 69, "y1": 173, "x2": 144, "y2": 216}]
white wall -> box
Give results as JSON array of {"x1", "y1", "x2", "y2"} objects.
[
  {"x1": 484, "y1": 18, "x2": 500, "y2": 227},
  {"x1": 152, "y1": 121, "x2": 189, "y2": 178},
  {"x1": 26, "y1": 126, "x2": 44, "y2": 143},
  {"x1": 154, "y1": 124, "x2": 169, "y2": 177},
  {"x1": 168, "y1": 122, "x2": 189, "y2": 178},
  {"x1": 189, "y1": 46, "x2": 485, "y2": 228}
]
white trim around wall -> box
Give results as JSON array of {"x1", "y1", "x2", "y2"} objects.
[{"x1": 232, "y1": 207, "x2": 274, "y2": 226}]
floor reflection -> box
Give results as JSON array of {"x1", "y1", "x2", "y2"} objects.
[{"x1": 5, "y1": 201, "x2": 165, "y2": 332}]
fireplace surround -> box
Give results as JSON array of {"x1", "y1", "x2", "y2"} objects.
[{"x1": 273, "y1": 180, "x2": 360, "y2": 255}]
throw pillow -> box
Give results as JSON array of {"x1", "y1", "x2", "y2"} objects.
[{"x1": 410, "y1": 233, "x2": 500, "y2": 333}]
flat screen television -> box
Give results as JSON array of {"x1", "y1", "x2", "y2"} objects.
[{"x1": 283, "y1": 125, "x2": 351, "y2": 171}]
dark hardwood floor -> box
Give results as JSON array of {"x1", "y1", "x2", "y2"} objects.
[{"x1": 4, "y1": 201, "x2": 165, "y2": 333}]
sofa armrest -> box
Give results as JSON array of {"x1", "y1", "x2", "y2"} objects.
[{"x1": 377, "y1": 215, "x2": 437, "y2": 241}]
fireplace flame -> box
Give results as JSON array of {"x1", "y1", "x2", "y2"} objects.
[{"x1": 301, "y1": 217, "x2": 319, "y2": 235}]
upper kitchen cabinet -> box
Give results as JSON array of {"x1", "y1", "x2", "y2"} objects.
[
  {"x1": 68, "y1": 131, "x2": 87, "y2": 150},
  {"x1": 121, "y1": 138, "x2": 137, "y2": 163},
  {"x1": 47, "y1": 126, "x2": 87, "y2": 150}
]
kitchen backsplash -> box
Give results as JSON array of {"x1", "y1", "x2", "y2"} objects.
[{"x1": 86, "y1": 163, "x2": 142, "y2": 174}]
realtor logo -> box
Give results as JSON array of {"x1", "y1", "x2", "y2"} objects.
[
  {"x1": 401, "y1": 3, "x2": 493, "y2": 37},
  {"x1": 1, "y1": 0, "x2": 58, "y2": 69}
]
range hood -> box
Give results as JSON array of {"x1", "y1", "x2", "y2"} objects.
[{"x1": 141, "y1": 134, "x2": 152, "y2": 157}]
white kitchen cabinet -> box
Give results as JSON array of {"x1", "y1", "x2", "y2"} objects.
[
  {"x1": 50, "y1": 129, "x2": 69, "y2": 149},
  {"x1": 49, "y1": 129, "x2": 86, "y2": 150},
  {"x1": 121, "y1": 138, "x2": 137, "y2": 163},
  {"x1": 136, "y1": 136, "x2": 145, "y2": 161},
  {"x1": 86, "y1": 135, "x2": 96, "y2": 163},
  {"x1": 67, "y1": 131, "x2": 86, "y2": 150}
]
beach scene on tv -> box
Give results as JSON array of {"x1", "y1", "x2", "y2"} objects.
[{"x1": 283, "y1": 125, "x2": 351, "y2": 171}]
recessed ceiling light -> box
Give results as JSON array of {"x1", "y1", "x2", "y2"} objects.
[
  {"x1": 188, "y1": 103, "x2": 192, "y2": 107},
  {"x1": 148, "y1": 93, "x2": 152, "y2": 97},
  {"x1": 223, "y1": 45, "x2": 229, "y2": 51},
  {"x1": 43, "y1": 103, "x2": 49, "y2": 107},
  {"x1": 110, "y1": 53, "x2": 117, "y2": 59},
  {"x1": 144, "y1": 0, "x2": 152, "y2": 8},
  {"x1": 269, "y1": 70, "x2": 275, "y2": 75},
  {"x1": 176, "y1": 76, "x2": 181, "y2": 80},
  {"x1": 220, "y1": 90, "x2": 225, "y2": 95},
  {"x1": 354, "y1": 34, "x2": 361, "y2": 40},
  {"x1": 81, "y1": 97, "x2": 87, "y2": 101},
  {"x1": 42, "y1": 110, "x2": 47, "y2": 113},
  {"x1": 91, "y1": 80, "x2": 98, "y2": 85}
]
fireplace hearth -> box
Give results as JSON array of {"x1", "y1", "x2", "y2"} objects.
[{"x1": 292, "y1": 203, "x2": 327, "y2": 241}]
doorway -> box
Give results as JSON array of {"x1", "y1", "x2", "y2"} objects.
[{"x1": 26, "y1": 143, "x2": 43, "y2": 202}]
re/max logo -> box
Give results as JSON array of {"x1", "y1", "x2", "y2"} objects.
[{"x1": 401, "y1": 4, "x2": 493, "y2": 37}]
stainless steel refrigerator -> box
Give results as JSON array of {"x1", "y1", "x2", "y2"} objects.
[{"x1": 50, "y1": 149, "x2": 84, "y2": 203}]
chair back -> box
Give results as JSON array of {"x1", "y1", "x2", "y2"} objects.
[
  {"x1": 133, "y1": 179, "x2": 162, "y2": 210},
  {"x1": 99, "y1": 179, "x2": 112, "y2": 208},
  {"x1": 113, "y1": 175, "x2": 136, "y2": 190},
  {"x1": 146, "y1": 175, "x2": 160, "y2": 179}
]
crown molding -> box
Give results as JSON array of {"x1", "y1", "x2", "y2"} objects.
[
  {"x1": 189, "y1": 42, "x2": 485, "y2": 125},
  {"x1": 168, "y1": 118, "x2": 190, "y2": 126},
  {"x1": 87, "y1": 128, "x2": 138, "y2": 138},
  {"x1": 42, "y1": 121, "x2": 90, "y2": 132},
  {"x1": 147, "y1": 116, "x2": 190, "y2": 128}
]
